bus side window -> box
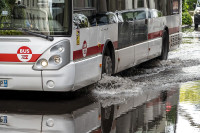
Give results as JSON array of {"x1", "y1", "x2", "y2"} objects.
[
  {"x1": 73, "y1": 13, "x2": 89, "y2": 29},
  {"x1": 122, "y1": 12, "x2": 134, "y2": 22},
  {"x1": 88, "y1": 15, "x2": 97, "y2": 26},
  {"x1": 96, "y1": 14, "x2": 109, "y2": 26},
  {"x1": 135, "y1": 11, "x2": 146, "y2": 20}
]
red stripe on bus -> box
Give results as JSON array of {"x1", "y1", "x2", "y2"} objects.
[
  {"x1": 0, "y1": 54, "x2": 41, "y2": 62},
  {"x1": 73, "y1": 44, "x2": 104, "y2": 60},
  {"x1": 73, "y1": 41, "x2": 118, "y2": 60},
  {"x1": 148, "y1": 26, "x2": 180, "y2": 40},
  {"x1": 91, "y1": 127, "x2": 102, "y2": 133},
  {"x1": 113, "y1": 41, "x2": 118, "y2": 49},
  {"x1": 169, "y1": 27, "x2": 179, "y2": 34},
  {"x1": 148, "y1": 31, "x2": 163, "y2": 40}
]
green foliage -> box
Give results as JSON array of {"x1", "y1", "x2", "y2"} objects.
[
  {"x1": 7, "y1": 0, "x2": 16, "y2": 5},
  {"x1": 0, "y1": 0, "x2": 25, "y2": 35},
  {"x1": 182, "y1": 12, "x2": 193, "y2": 25},
  {"x1": 0, "y1": 30, "x2": 23, "y2": 35},
  {"x1": 186, "y1": 0, "x2": 197, "y2": 11},
  {"x1": 180, "y1": 81, "x2": 200, "y2": 104},
  {"x1": 0, "y1": 0, "x2": 5, "y2": 9},
  {"x1": 183, "y1": 0, "x2": 189, "y2": 12}
]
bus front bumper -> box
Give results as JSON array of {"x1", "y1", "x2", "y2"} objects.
[
  {"x1": 42, "y1": 62, "x2": 75, "y2": 92},
  {"x1": 0, "y1": 63, "x2": 75, "y2": 92},
  {"x1": 0, "y1": 63, "x2": 43, "y2": 91}
]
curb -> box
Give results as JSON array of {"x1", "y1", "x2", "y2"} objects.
[{"x1": 182, "y1": 25, "x2": 191, "y2": 30}]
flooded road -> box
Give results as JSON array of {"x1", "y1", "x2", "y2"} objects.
[
  {"x1": 177, "y1": 81, "x2": 200, "y2": 133},
  {"x1": 0, "y1": 27, "x2": 200, "y2": 133}
]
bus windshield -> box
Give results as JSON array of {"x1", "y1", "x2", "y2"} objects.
[{"x1": 0, "y1": 0, "x2": 71, "y2": 36}]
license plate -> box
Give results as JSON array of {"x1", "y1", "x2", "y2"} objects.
[
  {"x1": 0, "y1": 80, "x2": 8, "y2": 87},
  {"x1": 0, "y1": 116, "x2": 7, "y2": 125}
]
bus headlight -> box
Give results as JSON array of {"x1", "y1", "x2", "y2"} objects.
[
  {"x1": 41, "y1": 59, "x2": 48, "y2": 67},
  {"x1": 33, "y1": 40, "x2": 70, "y2": 70},
  {"x1": 54, "y1": 56, "x2": 61, "y2": 64}
]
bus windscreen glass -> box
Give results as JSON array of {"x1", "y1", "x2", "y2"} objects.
[{"x1": 0, "y1": 0, "x2": 71, "y2": 36}]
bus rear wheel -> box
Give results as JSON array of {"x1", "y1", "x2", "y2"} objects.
[
  {"x1": 102, "y1": 56, "x2": 112, "y2": 76},
  {"x1": 159, "y1": 30, "x2": 169, "y2": 60}
]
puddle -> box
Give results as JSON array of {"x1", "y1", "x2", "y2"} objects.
[
  {"x1": 0, "y1": 81, "x2": 199, "y2": 133},
  {"x1": 177, "y1": 81, "x2": 200, "y2": 133}
]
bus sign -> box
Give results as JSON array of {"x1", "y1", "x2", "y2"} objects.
[{"x1": 17, "y1": 46, "x2": 32, "y2": 62}]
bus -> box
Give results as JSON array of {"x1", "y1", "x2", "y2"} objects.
[{"x1": 0, "y1": 0, "x2": 182, "y2": 92}]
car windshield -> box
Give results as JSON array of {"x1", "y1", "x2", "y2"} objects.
[{"x1": 0, "y1": 0, "x2": 71, "y2": 36}]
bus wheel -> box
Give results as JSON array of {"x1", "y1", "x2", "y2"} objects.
[
  {"x1": 159, "y1": 30, "x2": 169, "y2": 60},
  {"x1": 195, "y1": 24, "x2": 198, "y2": 29},
  {"x1": 102, "y1": 56, "x2": 112, "y2": 76},
  {"x1": 101, "y1": 105, "x2": 114, "y2": 133}
]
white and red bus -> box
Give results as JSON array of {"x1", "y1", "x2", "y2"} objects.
[{"x1": 0, "y1": 0, "x2": 182, "y2": 91}]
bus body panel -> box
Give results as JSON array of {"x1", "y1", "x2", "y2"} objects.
[
  {"x1": 106, "y1": 24, "x2": 119, "y2": 46},
  {"x1": 166, "y1": 14, "x2": 181, "y2": 50},
  {"x1": 42, "y1": 62, "x2": 75, "y2": 92},
  {"x1": 134, "y1": 41, "x2": 149, "y2": 66},
  {"x1": 118, "y1": 21, "x2": 135, "y2": 49},
  {"x1": 89, "y1": 27, "x2": 99, "y2": 50},
  {"x1": 116, "y1": 45, "x2": 135, "y2": 72},
  {"x1": 0, "y1": 64, "x2": 42, "y2": 91},
  {"x1": 134, "y1": 19, "x2": 148, "y2": 44},
  {"x1": 73, "y1": 55, "x2": 102, "y2": 91},
  {"x1": 148, "y1": 38, "x2": 162, "y2": 59},
  {"x1": 166, "y1": 15, "x2": 180, "y2": 32},
  {"x1": 148, "y1": 17, "x2": 165, "y2": 37},
  {"x1": 98, "y1": 25, "x2": 109, "y2": 46},
  {"x1": 73, "y1": 28, "x2": 90, "y2": 52}
]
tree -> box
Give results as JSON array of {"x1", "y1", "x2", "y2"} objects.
[
  {"x1": 182, "y1": 0, "x2": 193, "y2": 25},
  {"x1": 186, "y1": 0, "x2": 197, "y2": 10}
]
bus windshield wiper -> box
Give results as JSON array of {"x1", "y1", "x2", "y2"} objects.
[
  {"x1": 0, "y1": 27, "x2": 54, "y2": 41},
  {"x1": 18, "y1": 28, "x2": 54, "y2": 41}
]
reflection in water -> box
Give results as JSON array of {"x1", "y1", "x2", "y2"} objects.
[
  {"x1": 107, "y1": 89, "x2": 179, "y2": 133},
  {"x1": 177, "y1": 81, "x2": 200, "y2": 133},
  {"x1": 0, "y1": 86, "x2": 182, "y2": 133}
]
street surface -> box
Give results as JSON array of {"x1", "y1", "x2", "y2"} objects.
[{"x1": 0, "y1": 27, "x2": 200, "y2": 133}]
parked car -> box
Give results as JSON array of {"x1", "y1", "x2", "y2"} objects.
[{"x1": 194, "y1": 0, "x2": 200, "y2": 28}]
